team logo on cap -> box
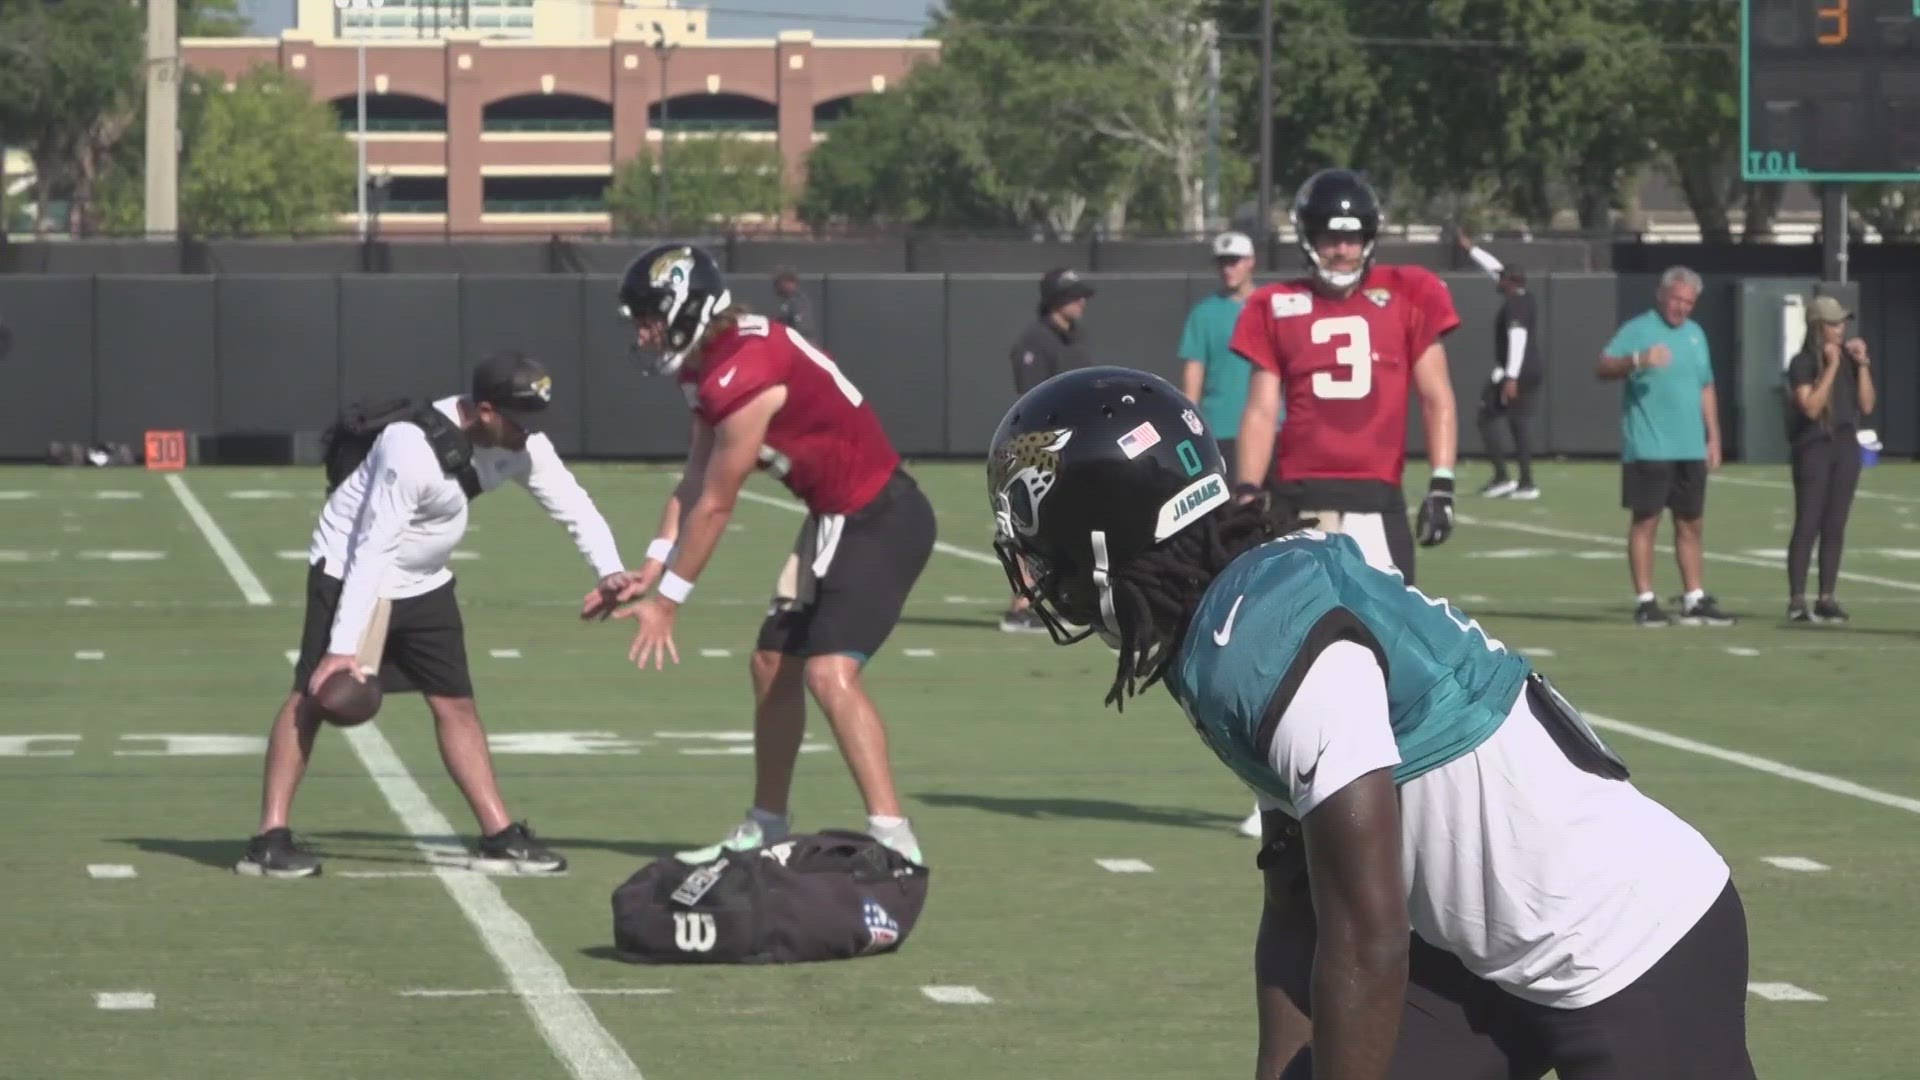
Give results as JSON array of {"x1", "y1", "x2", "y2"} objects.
[{"x1": 528, "y1": 374, "x2": 552, "y2": 402}]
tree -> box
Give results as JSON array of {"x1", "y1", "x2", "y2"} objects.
[
  {"x1": 605, "y1": 138, "x2": 786, "y2": 232},
  {"x1": 0, "y1": 0, "x2": 144, "y2": 235},
  {"x1": 182, "y1": 67, "x2": 355, "y2": 235}
]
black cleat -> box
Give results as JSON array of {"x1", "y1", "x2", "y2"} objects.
[
  {"x1": 1812, "y1": 599, "x2": 1850, "y2": 624},
  {"x1": 472, "y1": 820, "x2": 567, "y2": 875},
  {"x1": 1634, "y1": 599, "x2": 1672, "y2": 627},
  {"x1": 235, "y1": 827, "x2": 322, "y2": 879},
  {"x1": 1679, "y1": 593, "x2": 1736, "y2": 627},
  {"x1": 1787, "y1": 602, "x2": 1814, "y2": 624}
]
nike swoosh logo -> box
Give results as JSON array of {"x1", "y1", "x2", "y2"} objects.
[
  {"x1": 1295, "y1": 758, "x2": 1319, "y2": 790},
  {"x1": 1212, "y1": 594, "x2": 1245, "y2": 646},
  {"x1": 718, "y1": 367, "x2": 736, "y2": 387}
]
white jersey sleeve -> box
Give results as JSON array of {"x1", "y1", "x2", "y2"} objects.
[
  {"x1": 516, "y1": 434, "x2": 625, "y2": 580},
  {"x1": 1254, "y1": 639, "x2": 1402, "y2": 818}
]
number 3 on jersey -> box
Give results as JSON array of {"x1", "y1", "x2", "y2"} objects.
[{"x1": 1310, "y1": 315, "x2": 1373, "y2": 400}]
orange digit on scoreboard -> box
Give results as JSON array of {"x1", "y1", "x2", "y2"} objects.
[
  {"x1": 144, "y1": 430, "x2": 188, "y2": 471},
  {"x1": 1817, "y1": 0, "x2": 1849, "y2": 45}
]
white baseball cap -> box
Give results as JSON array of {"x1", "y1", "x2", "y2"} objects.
[{"x1": 1211, "y1": 231, "x2": 1255, "y2": 259}]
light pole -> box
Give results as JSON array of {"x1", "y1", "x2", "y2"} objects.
[
  {"x1": 335, "y1": 0, "x2": 377, "y2": 237},
  {"x1": 651, "y1": 22, "x2": 675, "y2": 232}
]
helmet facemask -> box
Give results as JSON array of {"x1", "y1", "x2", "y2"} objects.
[{"x1": 1297, "y1": 216, "x2": 1376, "y2": 295}]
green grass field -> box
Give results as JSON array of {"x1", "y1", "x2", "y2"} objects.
[{"x1": 3, "y1": 459, "x2": 1918, "y2": 1079}]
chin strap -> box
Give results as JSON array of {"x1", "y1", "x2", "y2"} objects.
[{"x1": 1090, "y1": 530, "x2": 1121, "y2": 647}]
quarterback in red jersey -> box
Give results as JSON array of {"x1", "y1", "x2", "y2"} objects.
[
  {"x1": 1229, "y1": 168, "x2": 1461, "y2": 586},
  {"x1": 593, "y1": 243, "x2": 936, "y2": 865}
]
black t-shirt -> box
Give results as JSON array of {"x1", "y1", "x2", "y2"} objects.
[
  {"x1": 1492, "y1": 291, "x2": 1541, "y2": 387},
  {"x1": 1010, "y1": 317, "x2": 1090, "y2": 394},
  {"x1": 1786, "y1": 346, "x2": 1862, "y2": 445}
]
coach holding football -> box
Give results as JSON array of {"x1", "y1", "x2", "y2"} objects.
[{"x1": 1597, "y1": 266, "x2": 1734, "y2": 628}]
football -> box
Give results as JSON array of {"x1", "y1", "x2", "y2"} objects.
[{"x1": 312, "y1": 670, "x2": 383, "y2": 727}]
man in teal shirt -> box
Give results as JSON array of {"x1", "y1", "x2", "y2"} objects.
[
  {"x1": 1179, "y1": 231, "x2": 1270, "y2": 470},
  {"x1": 1598, "y1": 266, "x2": 1732, "y2": 627}
]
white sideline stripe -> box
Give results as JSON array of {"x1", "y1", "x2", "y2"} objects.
[
  {"x1": 921, "y1": 985, "x2": 993, "y2": 1005},
  {"x1": 88, "y1": 864, "x2": 138, "y2": 879},
  {"x1": 95, "y1": 490, "x2": 143, "y2": 500},
  {"x1": 1588, "y1": 713, "x2": 1920, "y2": 816},
  {"x1": 344, "y1": 722, "x2": 645, "y2": 1079},
  {"x1": 491, "y1": 648, "x2": 523, "y2": 659},
  {"x1": 1762, "y1": 856, "x2": 1830, "y2": 873},
  {"x1": 699, "y1": 648, "x2": 732, "y2": 658},
  {"x1": 1456, "y1": 514, "x2": 1920, "y2": 594},
  {"x1": 1715, "y1": 474, "x2": 1920, "y2": 506},
  {"x1": 74, "y1": 650, "x2": 104, "y2": 661},
  {"x1": 187, "y1": 494, "x2": 635, "y2": 1080},
  {"x1": 1096, "y1": 858, "x2": 1155, "y2": 874},
  {"x1": 165, "y1": 474, "x2": 272, "y2": 606},
  {"x1": 1521, "y1": 647, "x2": 1556, "y2": 658},
  {"x1": 0, "y1": 490, "x2": 36, "y2": 499},
  {"x1": 1749, "y1": 982, "x2": 1826, "y2": 1002},
  {"x1": 402, "y1": 989, "x2": 673, "y2": 999},
  {"x1": 903, "y1": 648, "x2": 937, "y2": 657},
  {"x1": 95, "y1": 992, "x2": 155, "y2": 1010},
  {"x1": 1725, "y1": 646, "x2": 1761, "y2": 657},
  {"x1": 67, "y1": 597, "x2": 96, "y2": 607},
  {"x1": 341, "y1": 870, "x2": 443, "y2": 879},
  {"x1": 732, "y1": 487, "x2": 1000, "y2": 567}
]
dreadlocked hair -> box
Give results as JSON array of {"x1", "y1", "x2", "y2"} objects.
[{"x1": 1103, "y1": 500, "x2": 1315, "y2": 710}]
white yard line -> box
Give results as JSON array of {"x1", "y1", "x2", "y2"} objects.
[
  {"x1": 1714, "y1": 474, "x2": 1920, "y2": 506},
  {"x1": 343, "y1": 722, "x2": 645, "y2": 1080},
  {"x1": 175, "y1": 491, "x2": 642, "y2": 1080},
  {"x1": 1455, "y1": 514, "x2": 1920, "y2": 594},
  {"x1": 1588, "y1": 713, "x2": 1920, "y2": 816},
  {"x1": 164, "y1": 475, "x2": 272, "y2": 605}
]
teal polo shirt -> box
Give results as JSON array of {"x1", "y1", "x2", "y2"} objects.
[
  {"x1": 1602, "y1": 310, "x2": 1714, "y2": 462},
  {"x1": 1178, "y1": 292, "x2": 1269, "y2": 439}
]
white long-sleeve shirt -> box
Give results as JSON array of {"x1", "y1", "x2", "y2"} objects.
[
  {"x1": 1467, "y1": 244, "x2": 1532, "y2": 384},
  {"x1": 312, "y1": 395, "x2": 624, "y2": 655}
]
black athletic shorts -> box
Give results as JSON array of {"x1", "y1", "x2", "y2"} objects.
[
  {"x1": 1621, "y1": 459, "x2": 1708, "y2": 520},
  {"x1": 290, "y1": 561, "x2": 474, "y2": 698},
  {"x1": 756, "y1": 468, "x2": 937, "y2": 662},
  {"x1": 1275, "y1": 882, "x2": 1756, "y2": 1080}
]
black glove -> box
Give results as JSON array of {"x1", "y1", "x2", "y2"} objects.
[{"x1": 1415, "y1": 475, "x2": 1454, "y2": 547}]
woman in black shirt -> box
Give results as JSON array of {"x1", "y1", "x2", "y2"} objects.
[{"x1": 1784, "y1": 296, "x2": 1877, "y2": 623}]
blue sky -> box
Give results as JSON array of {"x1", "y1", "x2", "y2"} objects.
[{"x1": 239, "y1": 0, "x2": 937, "y2": 38}]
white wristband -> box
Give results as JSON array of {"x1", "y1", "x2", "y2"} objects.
[
  {"x1": 658, "y1": 571, "x2": 694, "y2": 604},
  {"x1": 646, "y1": 537, "x2": 676, "y2": 564}
]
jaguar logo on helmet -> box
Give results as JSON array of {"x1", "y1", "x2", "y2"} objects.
[{"x1": 989, "y1": 428, "x2": 1073, "y2": 540}]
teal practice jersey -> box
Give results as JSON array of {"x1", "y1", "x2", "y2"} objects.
[{"x1": 1164, "y1": 530, "x2": 1532, "y2": 804}]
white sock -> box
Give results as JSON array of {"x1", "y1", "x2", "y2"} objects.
[
  {"x1": 1636, "y1": 591, "x2": 1656, "y2": 604},
  {"x1": 748, "y1": 806, "x2": 789, "y2": 839},
  {"x1": 1683, "y1": 589, "x2": 1705, "y2": 607}
]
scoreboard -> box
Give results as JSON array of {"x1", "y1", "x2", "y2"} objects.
[{"x1": 1741, "y1": 0, "x2": 1920, "y2": 181}]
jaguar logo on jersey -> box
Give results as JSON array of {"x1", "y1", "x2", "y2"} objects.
[
  {"x1": 1363, "y1": 287, "x2": 1392, "y2": 308},
  {"x1": 859, "y1": 898, "x2": 900, "y2": 954},
  {"x1": 1154, "y1": 473, "x2": 1228, "y2": 540},
  {"x1": 990, "y1": 428, "x2": 1073, "y2": 539}
]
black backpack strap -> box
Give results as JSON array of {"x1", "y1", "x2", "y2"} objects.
[{"x1": 408, "y1": 404, "x2": 483, "y2": 498}]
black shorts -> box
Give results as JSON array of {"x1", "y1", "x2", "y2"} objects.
[
  {"x1": 1622, "y1": 460, "x2": 1708, "y2": 520},
  {"x1": 290, "y1": 561, "x2": 474, "y2": 698},
  {"x1": 1278, "y1": 882, "x2": 1756, "y2": 1080},
  {"x1": 756, "y1": 468, "x2": 936, "y2": 661}
]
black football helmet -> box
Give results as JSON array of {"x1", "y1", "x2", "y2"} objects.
[
  {"x1": 1290, "y1": 168, "x2": 1381, "y2": 294},
  {"x1": 988, "y1": 366, "x2": 1231, "y2": 645},
  {"x1": 618, "y1": 242, "x2": 733, "y2": 376}
]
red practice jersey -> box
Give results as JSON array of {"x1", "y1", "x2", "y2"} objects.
[
  {"x1": 680, "y1": 314, "x2": 900, "y2": 516},
  {"x1": 1229, "y1": 264, "x2": 1460, "y2": 486}
]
